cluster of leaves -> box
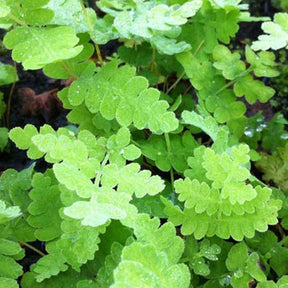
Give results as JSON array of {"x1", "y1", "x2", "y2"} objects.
[{"x1": 1, "y1": 0, "x2": 288, "y2": 287}]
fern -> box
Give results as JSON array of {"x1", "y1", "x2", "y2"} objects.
[{"x1": 163, "y1": 144, "x2": 282, "y2": 240}]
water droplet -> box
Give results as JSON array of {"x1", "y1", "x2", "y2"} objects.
[
  {"x1": 244, "y1": 129, "x2": 253, "y2": 137},
  {"x1": 280, "y1": 133, "x2": 288, "y2": 140},
  {"x1": 219, "y1": 275, "x2": 231, "y2": 286},
  {"x1": 233, "y1": 269, "x2": 243, "y2": 278}
]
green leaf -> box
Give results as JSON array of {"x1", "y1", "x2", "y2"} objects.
[
  {"x1": 0, "y1": 278, "x2": 19, "y2": 288},
  {"x1": 0, "y1": 239, "x2": 22, "y2": 256},
  {"x1": 22, "y1": 269, "x2": 88, "y2": 288},
  {"x1": 46, "y1": 0, "x2": 96, "y2": 34},
  {"x1": 245, "y1": 46, "x2": 279, "y2": 78},
  {"x1": 95, "y1": 242, "x2": 123, "y2": 288},
  {"x1": 255, "y1": 143, "x2": 288, "y2": 192},
  {"x1": 48, "y1": 218, "x2": 106, "y2": 270},
  {"x1": 270, "y1": 247, "x2": 288, "y2": 277},
  {"x1": 81, "y1": 62, "x2": 179, "y2": 133},
  {"x1": 213, "y1": 45, "x2": 245, "y2": 80},
  {"x1": 118, "y1": 44, "x2": 153, "y2": 67},
  {"x1": 90, "y1": 15, "x2": 118, "y2": 44},
  {"x1": 252, "y1": 13, "x2": 288, "y2": 51},
  {"x1": 0, "y1": 62, "x2": 18, "y2": 86},
  {"x1": 32, "y1": 253, "x2": 68, "y2": 282},
  {"x1": 63, "y1": 188, "x2": 138, "y2": 227},
  {"x1": 215, "y1": 9, "x2": 241, "y2": 43},
  {"x1": 3, "y1": 26, "x2": 83, "y2": 70},
  {"x1": 205, "y1": 91, "x2": 246, "y2": 124},
  {"x1": 27, "y1": 173, "x2": 62, "y2": 241},
  {"x1": 9, "y1": 125, "x2": 38, "y2": 150},
  {"x1": 234, "y1": 74, "x2": 275, "y2": 104},
  {"x1": 257, "y1": 282, "x2": 278, "y2": 288},
  {"x1": 165, "y1": 144, "x2": 281, "y2": 240},
  {"x1": 0, "y1": 254, "x2": 22, "y2": 279},
  {"x1": 0, "y1": 128, "x2": 8, "y2": 151},
  {"x1": 140, "y1": 132, "x2": 198, "y2": 173}
]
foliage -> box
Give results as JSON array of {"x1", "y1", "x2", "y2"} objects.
[
  {"x1": 0, "y1": 62, "x2": 17, "y2": 151},
  {"x1": 0, "y1": 0, "x2": 288, "y2": 287},
  {"x1": 252, "y1": 12, "x2": 288, "y2": 51}
]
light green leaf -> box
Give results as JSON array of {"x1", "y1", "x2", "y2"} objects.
[
  {"x1": 53, "y1": 162, "x2": 95, "y2": 198},
  {"x1": 147, "y1": 1, "x2": 202, "y2": 30},
  {"x1": 151, "y1": 36, "x2": 191, "y2": 55},
  {"x1": 9, "y1": 125, "x2": 38, "y2": 150},
  {"x1": 3, "y1": 26, "x2": 83, "y2": 70},
  {"x1": 133, "y1": 214, "x2": 184, "y2": 264},
  {"x1": 101, "y1": 0, "x2": 202, "y2": 55},
  {"x1": 226, "y1": 242, "x2": 248, "y2": 271},
  {"x1": 0, "y1": 2, "x2": 10, "y2": 18},
  {"x1": 213, "y1": 45, "x2": 245, "y2": 80},
  {"x1": 0, "y1": 201, "x2": 21, "y2": 225},
  {"x1": 182, "y1": 111, "x2": 220, "y2": 141},
  {"x1": 46, "y1": 0, "x2": 96, "y2": 34},
  {"x1": 246, "y1": 252, "x2": 266, "y2": 282},
  {"x1": 252, "y1": 13, "x2": 288, "y2": 51},
  {"x1": 123, "y1": 144, "x2": 141, "y2": 161},
  {"x1": 101, "y1": 163, "x2": 165, "y2": 198},
  {"x1": 111, "y1": 243, "x2": 190, "y2": 288},
  {"x1": 63, "y1": 188, "x2": 137, "y2": 227},
  {"x1": 209, "y1": 0, "x2": 248, "y2": 9}
]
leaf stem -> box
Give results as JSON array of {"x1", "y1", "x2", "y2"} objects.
[
  {"x1": 279, "y1": 235, "x2": 288, "y2": 247},
  {"x1": 130, "y1": 139, "x2": 141, "y2": 147},
  {"x1": 8, "y1": 13, "x2": 26, "y2": 26},
  {"x1": 60, "y1": 62, "x2": 78, "y2": 80},
  {"x1": 79, "y1": 0, "x2": 103, "y2": 66},
  {"x1": 167, "y1": 71, "x2": 186, "y2": 95},
  {"x1": 215, "y1": 67, "x2": 254, "y2": 95},
  {"x1": 95, "y1": 153, "x2": 110, "y2": 187},
  {"x1": 164, "y1": 133, "x2": 175, "y2": 192},
  {"x1": 19, "y1": 241, "x2": 45, "y2": 256},
  {"x1": 5, "y1": 61, "x2": 17, "y2": 129},
  {"x1": 194, "y1": 39, "x2": 205, "y2": 56}
]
